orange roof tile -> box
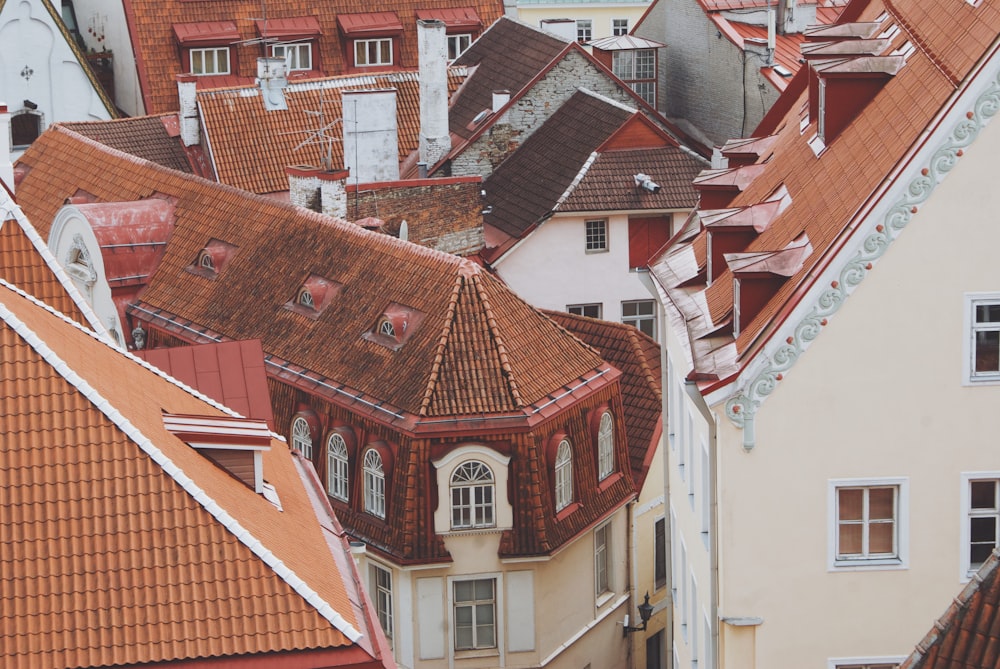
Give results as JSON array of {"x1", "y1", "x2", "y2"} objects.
[
  {"x1": 122, "y1": 0, "x2": 504, "y2": 114},
  {"x1": 0, "y1": 280, "x2": 391, "y2": 667}
]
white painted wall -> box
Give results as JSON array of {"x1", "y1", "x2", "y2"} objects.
[{"x1": 70, "y1": 0, "x2": 142, "y2": 115}]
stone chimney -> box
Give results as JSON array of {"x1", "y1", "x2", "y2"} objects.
[
  {"x1": 343, "y1": 89, "x2": 400, "y2": 184},
  {"x1": 318, "y1": 168, "x2": 349, "y2": 219},
  {"x1": 176, "y1": 74, "x2": 200, "y2": 147},
  {"x1": 0, "y1": 104, "x2": 13, "y2": 193},
  {"x1": 418, "y1": 19, "x2": 451, "y2": 169},
  {"x1": 539, "y1": 18, "x2": 576, "y2": 42},
  {"x1": 286, "y1": 165, "x2": 350, "y2": 219}
]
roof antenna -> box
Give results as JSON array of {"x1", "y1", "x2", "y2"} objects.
[{"x1": 284, "y1": 94, "x2": 343, "y2": 171}]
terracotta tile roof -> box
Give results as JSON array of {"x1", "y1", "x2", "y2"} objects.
[
  {"x1": 0, "y1": 280, "x2": 391, "y2": 667},
  {"x1": 650, "y1": 0, "x2": 1000, "y2": 382},
  {"x1": 135, "y1": 339, "x2": 276, "y2": 428},
  {"x1": 14, "y1": 126, "x2": 607, "y2": 420},
  {"x1": 197, "y1": 69, "x2": 468, "y2": 194},
  {"x1": 123, "y1": 0, "x2": 504, "y2": 114},
  {"x1": 60, "y1": 116, "x2": 195, "y2": 174},
  {"x1": 451, "y1": 17, "x2": 571, "y2": 141},
  {"x1": 900, "y1": 550, "x2": 1000, "y2": 669},
  {"x1": 545, "y1": 310, "x2": 663, "y2": 490},
  {"x1": 483, "y1": 89, "x2": 703, "y2": 240}
]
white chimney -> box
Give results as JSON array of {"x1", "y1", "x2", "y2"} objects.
[
  {"x1": 343, "y1": 89, "x2": 400, "y2": 184},
  {"x1": 286, "y1": 165, "x2": 322, "y2": 210},
  {"x1": 319, "y1": 168, "x2": 350, "y2": 219},
  {"x1": 492, "y1": 90, "x2": 510, "y2": 112},
  {"x1": 539, "y1": 18, "x2": 576, "y2": 43},
  {"x1": 418, "y1": 19, "x2": 451, "y2": 169},
  {"x1": 176, "y1": 74, "x2": 200, "y2": 147},
  {"x1": 0, "y1": 104, "x2": 13, "y2": 193},
  {"x1": 257, "y1": 57, "x2": 288, "y2": 111}
]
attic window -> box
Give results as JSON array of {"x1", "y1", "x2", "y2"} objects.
[
  {"x1": 162, "y1": 413, "x2": 272, "y2": 495},
  {"x1": 285, "y1": 274, "x2": 341, "y2": 318},
  {"x1": 363, "y1": 302, "x2": 425, "y2": 350},
  {"x1": 187, "y1": 239, "x2": 238, "y2": 279}
]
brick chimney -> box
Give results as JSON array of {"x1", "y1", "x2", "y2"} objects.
[
  {"x1": 0, "y1": 104, "x2": 13, "y2": 193},
  {"x1": 418, "y1": 19, "x2": 451, "y2": 169},
  {"x1": 318, "y1": 168, "x2": 350, "y2": 219},
  {"x1": 286, "y1": 165, "x2": 350, "y2": 219},
  {"x1": 343, "y1": 89, "x2": 400, "y2": 184},
  {"x1": 176, "y1": 74, "x2": 200, "y2": 147}
]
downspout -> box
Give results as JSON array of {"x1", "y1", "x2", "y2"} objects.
[
  {"x1": 686, "y1": 382, "x2": 719, "y2": 669},
  {"x1": 661, "y1": 322, "x2": 674, "y2": 669},
  {"x1": 627, "y1": 497, "x2": 636, "y2": 669}
]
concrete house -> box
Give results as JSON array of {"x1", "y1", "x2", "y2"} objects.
[
  {"x1": 14, "y1": 123, "x2": 665, "y2": 669},
  {"x1": 0, "y1": 190, "x2": 396, "y2": 669},
  {"x1": 648, "y1": 0, "x2": 1000, "y2": 667}
]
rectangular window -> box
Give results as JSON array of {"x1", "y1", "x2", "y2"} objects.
[
  {"x1": 190, "y1": 47, "x2": 230, "y2": 75},
  {"x1": 962, "y1": 474, "x2": 1000, "y2": 577},
  {"x1": 355, "y1": 38, "x2": 393, "y2": 66},
  {"x1": 700, "y1": 439, "x2": 710, "y2": 545},
  {"x1": 964, "y1": 293, "x2": 1000, "y2": 383},
  {"x1": 585, "y1": 219, "x2": 608, "y2": 252},
  {"x1": 829, "y1": 478, "x2": 908, "y2": 569},
  {"x1": 595, "y1": 522, "x2": 611, "y2": 596},
  {"x1": 631, "y1": 82, "x2": 656, "y2": 107},
  {"x1": 612, "y1": 18, "x2": 628, "y2": 36},
  {"x1": 447, "y1": 33, "x2": 472, "y2": 61},
  {"x1": 272, "y1": 42, "x2": 312, "y2": 70},
  {"x1": 576, "y1": 19, "x2": 592, "y2": 43},
  {"x1": 568, "y1": 303, "x2": 602, "y2": 319},
  {"x1": 370, "y1": 563, "x2": 394, "y2": 641},
  {"x1": 454, "y1": 579, "x2": 496, "y2": 650},
  {"x1": 654, "y1": 517, "x2": 666, "y2": 589},
  {"x1": 623, "y1": 299, "x2": 656, "y2": 339}
]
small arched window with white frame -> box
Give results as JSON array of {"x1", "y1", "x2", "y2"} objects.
[
  {"x1": 555, "y1": 439, "x2": 573, "y2": 511},
  {"x1": 364, "y1": 448, "x2": 386, "y2": 518},
  {"x1": 451, "y1": 461, "x2": 495, "y2": 529},
  {"x1": 327, "y1": 433, "x2": 349, "y2": 502},
  {"x1": 291, "y1": 415, "x2": 314, "y2": 459},
  {"x1": 597, "y1": 411, "x2": 614, "y2": 480}
]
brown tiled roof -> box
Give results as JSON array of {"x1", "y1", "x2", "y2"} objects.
[
  {"x1": 0, "y1": 281, "x2": 390, "y2": 667},
  {"x1": 61, "y1": 116, "x2": 194, "y2": 173},
  {"x1": 15, "y1": 126, "x2": 606, "y2": 420},
  {"x1": 650, "y1": 0, "x2": 1000, "y2": 381},
  {"x1": 900, "y1": 550, "x2": 1000, "y2": 669},
  {"x1": 123, "y1": 0, "x2": 503, "y2": 114},
  {"x1": 545, "y1": 310, "x2": 663, "y2": 489},
  {"x1": 198, "y1": 69, "x2": 468, "y2": 194},
  {"x1": 451, "y1": 17, "x2": 570, "y2": 140}
]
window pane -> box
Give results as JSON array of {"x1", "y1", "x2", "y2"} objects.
[
  {"x1": 869, "y1": 521, "x2": 894, "y2": 554},
  {"x1": 868, "y1": 488, "x2": 894, "y2": 520},
  {"x1": 192, "y1": 50, "x2": 204, "y2": 74},
  {"x1": 971, "y1": 539, "x2": 995, "y2": 567},
  {"x1": 839, "y1": 523, "x2": 863, "y2": 554},
  {"x1": 475, "y1": 579, "x2": 493, "y2": 600},
  {"x1": 972, "y1": 481, "x2": 998, "y2": 509},
  {"x1": 838, "y1": 488, "x2": 863, "y2": 520},
  {"x1": 380, "y1": 40, "x2": 391, "y2": 63},
  {"x1": 977, "y1": 304, "x2": 1000, "y2": 323},
  {"x1": 971, "y1": 516, "x2": 997, "y2": 543},
  {"x1": 975, "y1": 330, "x2": 1000, "y2": 372},
  {"x1": 217, "y1": 49, "x2": 228, "y2": 73},
  {"x1": 455, "y1": 580, "x2": 473, "y2": 602}
]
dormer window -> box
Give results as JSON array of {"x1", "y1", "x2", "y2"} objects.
[
  {"x1": 187, "y1": 239, "x2": 238, "y2": 279},
  {"x1": 364, "y1": 448, "x2": 386, "y2": 518},
  {"x1": 257, "y1": 17, "x2": 321, "y2": 73},
  {"x1": 64, "y1": 234, "x2": 97, "y2": 297},
  {"x1": 555, "y1": 439, "x2": 573, "y2": 511},
  {"x1": 364, "y1": 303, "x2": 425, "y2": 350},
  {"x1": 451, "y1": 461, "x2": 495, "y2": 529},
  {"x1": 173, "y1": 21, "x2": 239, "y2": 77},
  {"x1": 597, "y1": 412, "x2": 614, "y2": 480},
  {"x1": 285, "y1": 274, "x2": 340, "y2": 318},
  {"x1": 163, "y1": 413, "x2": 271, "y2": 494},
  {"x1": 273, "y1": 42, "x2": 312, "y2": 71},
  {"x1": 337, "y1": 12, "x2": 403, "y2": 71},
  {"x1": 298, "y1": 287, "x2": 315, "y2": 308}
]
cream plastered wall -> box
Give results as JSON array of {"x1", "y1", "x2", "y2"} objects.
[
  {"x1": 517, "y1": 4, "x2": 652, "y2": 42},
  {"x1": 709, "y1": 80, "x2": 1000, "y2": 669},
  {"x1": 494, "y1": 212, "x2": 666, "y2": 327},
  {"x1": 631, "y1": 435, "x2": 670, "y2": 669}
]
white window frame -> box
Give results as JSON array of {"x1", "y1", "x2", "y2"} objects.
[
  {"x1": 960, "y1": 471, "x2": 1000, "y2": 580},
  {"x1": 364, "y1": 448, "x2": 386, "y2": 518},
  {"x1": 585, "y1": 219, "x2": 608, "y2": 252},
  {"x1": 827, "y1": 656, "x2": 906, "y2": 669},
  {"x1": 612, "y1": 18, "x2": 628, "y2": 36},
  {"x1": 963, "y1": 292, "x2": 1000, "y2": 384},
  {"x1": 272, "y1": 41, "x2": 312, "y2": 71},
  {"x1": 370, "y1": 562, "x2": 394, "y2": 641},
  {"x1": 190, "y1": 46, "x2": 231, "y2": 75},
  {"x1": 354, "y1": 37, "x2": 393, "y2": 67},
  {"x1": 576, "y1": 19, "x2": 592, "y2": 43},
  {"x1": 654, "y1": 515, "x2": 667, "y2": 590},
  {"x1": 291, "y1": 416, "x2": 313, "y2": 459},
  {"x1": 326, "y1": 433, "x2": 349, "y2": 501},
  {"x1": 453, "y1": 577, "x2": 497, "y2": 651},
  {"x1": 622, "y1": 299, "x2": 656, "y2": 339},
  {"x1": 451, "y1": 460, "x2": 495, "y2": 529},
  {"x1": 597, "y1": 411, "x2": 614, "y2": 480},
  {"x1": 828, "y1": 477, "x2": 909, "y2": 571},
  {"x1": 555, "y1": 439, "x2": 573, "y2": 511},
  {"x1": 568, "y1": 303, "x2": 602, "y2": 319},
  {"x1": 447, "y1": 33, "x2": 472, "y2": 61},
  {"x1": 595, "y1": 521, "x2": 611, "y2": 598}
]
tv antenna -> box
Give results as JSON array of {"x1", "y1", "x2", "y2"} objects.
[{"x1": 282, "y1": 94, "x2": 343, "y2": 170}]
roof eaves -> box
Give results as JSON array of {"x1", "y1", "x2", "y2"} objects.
[{"x1": 0, "y1": 283, "x2": 364, "y2": 644}]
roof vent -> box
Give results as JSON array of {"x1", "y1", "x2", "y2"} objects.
[
  {"x1": 187, "y1": 239, "x2": 238, "y2": 279},
  {"x1": 703, "y1": 198, "x2": 784, "y2": 283},
  {"x1": 163, "y1": 413, "x2": 272, "y2": 494},
  {"x1": 693, "y1": 164, "x2": 767, "y2": 210},
  {"x1": 810, "y1": 55, "x2": 904, "y2": 146},
  {"x1": 285, "y1": 274, "x2": 341, "y2": 319},
  {"x1": 718, "y1": 135, "x2": 778, "y2": 167}
]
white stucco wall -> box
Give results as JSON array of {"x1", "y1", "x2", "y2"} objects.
[{"x1": 69, "y1": 0, "x2": 142, "y2": 115}]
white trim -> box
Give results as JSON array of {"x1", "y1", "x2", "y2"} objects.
[
  {"x1": 0, "y1": 296, "x2": 363, "y2": 642},
  {"x1": 827, "y1": 477, "x2": 910, "y2": 572},
  {"x1": 962, "y1": 292, "x2": 1000, "y2": 385},
  {"x1": 827, "y1": 655, "x2": 907, "y2": 669},
  {"x1": 959, "y1": 471, "x2": 1000, "y2": 581}
]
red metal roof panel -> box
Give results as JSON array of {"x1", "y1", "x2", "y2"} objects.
[
  {"x1": 172, "y1": 21, "x2": 240, "y2": 46},
  {"x1": 336, "y1": 12, "x2": 403, "y2": 36},
  {"x1": 415, "y1": 7, "x2": 482, "y2": 30},
  {"x1": 255, "y1": 15, "x2": 322, "y2": 38}
]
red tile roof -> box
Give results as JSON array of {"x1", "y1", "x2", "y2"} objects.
[
  {"x1": 15, "y1": 126, "x2": 608, "y2": 422},
  {"x1": 197, "y1": 69, "x2": 469, "y2": 194},
  {"x1": 650, "y1": 0, "x2": 1000, "y2": 384},
  {"x1": 123, "y1": 0, "x2": 504, "y2": 114},
  {"x1": 0, "y1": 280, "x2": 391, "y2": 667}
]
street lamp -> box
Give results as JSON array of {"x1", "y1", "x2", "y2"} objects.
[{"x1": 623, "y1": 592, "x2": 654, "y2": 635}]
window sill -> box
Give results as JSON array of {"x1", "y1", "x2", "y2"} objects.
[
  {"x1": 455, "y1": 647, "x2": 499, "y2": 660},
  {"x1": 596, "y1": 590, "x2": 616, "y2": 608},
  {"x1": 598, "y1": 471, "x2": 623, "y2": 492},
  {"x1": 963, "y1": 374, "x2": 1000, "y2": 386},
  {"x1": 555, "y1": 502, "x2": 582, "y2": 521},
  {"x1": 585, "y1": 248, "x2": 610, "y2": 254},
  {"x1": 830, "y1": 556, "x2": 906, "y2": 572}
]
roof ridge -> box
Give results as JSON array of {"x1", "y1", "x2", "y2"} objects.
[
  {"x1": 553, "y1": 150, "x2": 600, "y2": 211},
  {"x1": 0, "y1": 289, "x2": 363, "y2": 643},
  {"x1": 472, "y1": 272, "x2": 524, "y2": 407},
  {"x1": 626, "y1": 326, "x2": 661, "y2": 396},
  {"x1": 419, "y1": 272, "x2": 465, "y2": 416}
]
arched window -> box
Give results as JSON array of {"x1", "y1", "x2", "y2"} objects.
[
  {"x1": 327, "y1": 433, "x2": 349, "y2": 501},
  {"x1": 298, "y1": 286, "x2": 315, "y2": 308},
  {"x1": 598, "y1": 412, "x2": 614, "y2": 480},
  {"x1": 379, "y1": 318, "x2": 396, "y2": 337},
  {"x1": 364, "y1": 449, "x2": 386, "y2": 518},
  {"x1": 291, "y1": 416, "x2": 313, "y2": 459},
  {"x1": 198, "y1": 249, "x2": 216, "y2": 271},
  {"x1": 555, "y1": 439, "x2": 573, "y2": 511},
  {"x1": 451, "y1": 461, "x2": 495, "y2": 529}
]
